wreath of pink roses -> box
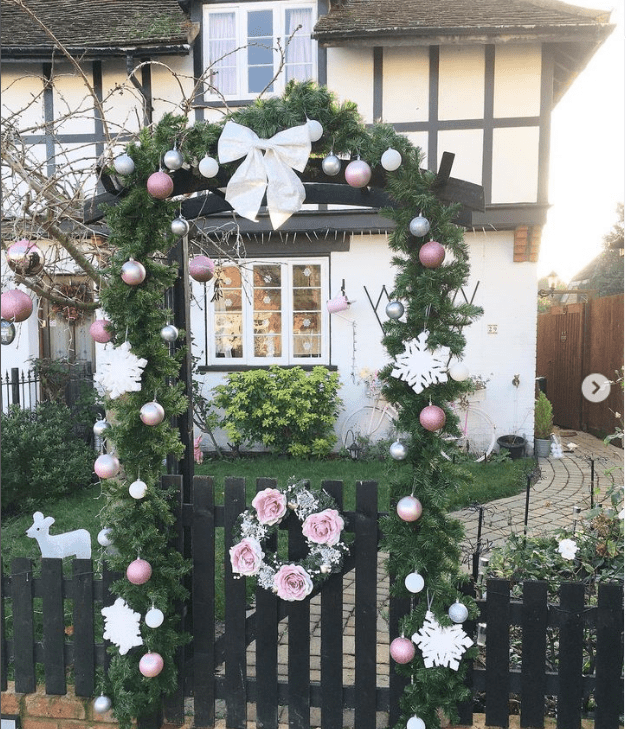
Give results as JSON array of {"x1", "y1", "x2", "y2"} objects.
[{"x1": 229, "y1": 481, "x2": 351, "y2": 602}]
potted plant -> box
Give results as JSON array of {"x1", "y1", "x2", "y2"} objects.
[{"x1": 534, "y1": 392, "x2": 554, "y2": 457}]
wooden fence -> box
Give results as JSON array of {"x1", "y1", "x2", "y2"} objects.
[
  {"x1": 536, "y1": 294, "x2": 624, "y2": 437},
  {"x1": 1, "y1": 476, "x2": 623, "y2": 728}
]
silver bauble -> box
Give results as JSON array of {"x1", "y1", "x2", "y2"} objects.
[
  {"x1": 113, "y1": 154, "x2": 135, "y2": 176},
  {"x1": 93, "y1": 418, "x2": 111, "y2": 437},
  {"x1": 171, "y1": 217, "x2": 190, "y2": 237},
  {"x1": 160, "y1": 324, "x2": 179, "y2": 343},
  {"x1": 145, "y1": 607, "x2": 165, "y2": 628},
  {"x1": 93, "y1": 695, "x2": 112, "y2": 714},
  {"x1": 198, "y1": 155, "x2": 219, "y2": 178},
  {"x1": 448, "y1": 601, "x2": 469, "y2": 624},
  {"x1": 163, "y1": 148, "x2": 184, "y2": 170},
  {"x1": 385, "y1": 301, "x2": 405, "y2": 320},
  {"x1": 322, "y1": 154, "x2": 342, "y2": 176},
  {"x1": 409, "y1": 216, "x2": 430, "y2": 238},
  {"x1": 121, "y1": 259, "x2": 146, "y2": 286},
  {"x1": 140, "y1": 401, "x2": 165, "y2": 426},
  {"x1": 6, "y1": 240, "x2": 45, "y2": 276},
  {"x1": 389, "y1": 440, "x2": 408, "y2": 460},
  {"x1": 1, "y1": 319, "x2": 16, "y2": 345}
]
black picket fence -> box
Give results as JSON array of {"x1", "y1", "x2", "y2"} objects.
[
  {"x1": 1, "y1": 475, "x2": 623, "y2": 729},
  {"x1": 1, "y1": 362, "x2": 94, "y2": 412}
]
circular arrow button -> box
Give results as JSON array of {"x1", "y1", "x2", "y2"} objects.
[{"x1": 581, "y1": 373, "x2": 611, "y2": 403}]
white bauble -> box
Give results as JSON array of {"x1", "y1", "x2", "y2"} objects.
[
  {"x1": 113, "y1": 154, "x2": 135, "y2": 176},
  {"x1": 97, "y1": 528, "x2": 113, "y2": 547},
  {"x1": 390, "y1": 440, "x2": 408, "y2": 460},
  {"x1": 199, "y1": 155, "x2": 219, "y2": 178},
  {"x1": 449, "y1": 362, "x2": 470, "y2": 382},
  {"x1": 381, "y1": 148, "x2": 402, "y2": 171},
  {"x1": 404, "y1": 572, "x2": 425, "y2": 594},
  {"x1": 409, "y1": 216, "x2": 430, "y2": 238},
  {"x1": 145, "y1": 607, "x2": 165, "y2": 628},
  {"x1": 93, "y1": 695, "x2": 112, "y2": 714},
  {"x1": 129, "y1": 479, "x2": 147, "y2": 499},
  {"x1": 407, "y1": 716, "x2": 426, "y2": 729},
  {"x1": 448, "y1": 602, "x2": 469, "y2": 624},
  {"x1": 307, "y1": 118, "x2": 323, "y2": 141}
]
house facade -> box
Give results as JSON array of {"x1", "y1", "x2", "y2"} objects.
[{"x1": 1, "y1": 0, "x2": 613, "y2": 451}]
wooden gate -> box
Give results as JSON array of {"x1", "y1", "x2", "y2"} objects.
[{"x1": 536, "y1": 294, "x2": 623, "y2": 436}]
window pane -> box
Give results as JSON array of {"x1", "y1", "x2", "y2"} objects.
[
  {"x1": 208, "y1": 13, "x2": 238, "y2": 96},
  {"x1": 253, "y1": 311, "x2": 282, "y2": 335},
  {"x1": 285, "y1": 9, "x2": 313, "y2": 82},
  {"x1": 293, "y1": 264, "x2": 321, "y2": 287},
  {"x1": 253, "y1": 289, "x2": 282, "y2": 310},
  {"x1": 248, "y1": 44, "x2": 273, "y2": 66},
  {"x1": 293, "y1": 334, "x2": 321, "y2": 358},
  {"x1": 254, "y1": 335, "x2": 282, "y2": 358},
  {"x1": 253, "y1": 264, "x2": 281, "y2": 286},
  {"x1": 214, "y1": 266, "x2": 243, "y2": 358},
  {"x1": 248, "y1": 66, "x2": 274, "y2": 93},
  {"x1": 248, "y1": 10, "x2": 272, "y2": 37},
  {"x1": 293, "y1": 288, "x2": 321, "y2": 310},
  {"x1": 293, "y1": 312, "x2": 319, "y2": 333}
]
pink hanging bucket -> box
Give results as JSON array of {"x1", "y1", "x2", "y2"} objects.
[{"x1": 326, "y1": 294, "x2": 350, "y2": 313}]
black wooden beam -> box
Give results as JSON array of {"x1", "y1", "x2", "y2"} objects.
[{"x1": 86, "y1": 151, "x2": 484, "y2": 224}]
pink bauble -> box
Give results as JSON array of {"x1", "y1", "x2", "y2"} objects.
[
  {"x1": 6, "y1": 240, "x2": 44, "y2": 276},
  {"x1": 126, "y1": 558, "x2": 152, "y2": 585},
  {"x1": 396, "y1": 495, "x2": 423, "y2": 522},
  {"x1": 1, "y1": 289, "x2": 34, "y2": 323},
  {"x1": 345, "y1": 159, "x2": 372, "y2": 188},
  {"x1": 121, "y1": 259, "x2": 147, "y2": 286},
  {"x1": 147, "y1": 171, "x2": 174, "y2": 199},
  {"x1": 189, "y1": 255, "x2": 215, "y2": 283},
  {"x1": 419, "y1": 405, "x2": 446, "y2": 432},
  {"x1": 139, "y1": 652, "x2": 164, "y2": 678},
  {"x1": 94, "y1": 453, "x2": 120, "y2": 479},
  {"x1": 140, "y1": 401, "x2": 165, "y2": 426},
  {"x1": 419, "y1": 241, "x2": 445, "y2": 269},
  {"x1": 89, "y1": 319, "x2": 112, "y2": 343},
  {"x1": 390, "y1": 637, "x2": 415, "y2": 664}
]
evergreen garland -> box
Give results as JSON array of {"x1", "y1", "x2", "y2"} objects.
[{"x1": 99, "y1": 80, "x2": 481, "y2": 726}]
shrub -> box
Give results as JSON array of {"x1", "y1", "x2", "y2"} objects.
[
  {"x1": 534, "y1": 391, "x2": 554, "y2": 439},
  {"x1": 1, "y1": 401, "x2": 96, "y2": 515},
  {"x1": 213, "y1": 366, "x2": 342, "y2": 457}
]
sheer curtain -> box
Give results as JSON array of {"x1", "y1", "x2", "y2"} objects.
[
  {"x1": 208, "y1": 12, "x2": 237, "y2": 96},
  {"x1": 285, "y1": 9, "x2": 313, "y2": 83}
]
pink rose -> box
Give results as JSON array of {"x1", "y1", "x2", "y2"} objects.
[
  {"x1": 252, "y1": 488, "x2": 287, "y2": 526},
  {"x1": 274, "y1": 564, "x2": 313, "y2": 601},
  {"x1": 302, "y1": 508, "x2": 344, "y2": 545},
  {"x1": 229, "y1": 537, "x2": 264, "y2": 576}
]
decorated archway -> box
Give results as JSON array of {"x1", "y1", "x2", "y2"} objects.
[{"x1": 88, "y1": 80, "x2": 484, "y2": 728}]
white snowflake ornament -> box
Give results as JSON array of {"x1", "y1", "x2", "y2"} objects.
[
  {"x1": 391, "y1": 331, "x2": 450, "y2": 394},
  {"x1": 101, "y1": 597, "x2": 143, "y2": 654},
  {"x1": 411, "y1": 610, "x2": 473, "y2": 670},
  {"x1": 94, "y1": 341, "x2": 147, "y2": 400}
]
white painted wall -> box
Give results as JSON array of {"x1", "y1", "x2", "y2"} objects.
[{"x1": 191, "y1": 229, "x2": 538, "y2": 452}]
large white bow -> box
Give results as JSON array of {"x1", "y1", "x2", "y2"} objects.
[{"x1": 218, "y1": 120, "x2": 311, "y2": 229}]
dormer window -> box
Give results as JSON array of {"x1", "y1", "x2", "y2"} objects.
[{"x1": 203, "y1": 2, "x2": 316, "y2": 102}]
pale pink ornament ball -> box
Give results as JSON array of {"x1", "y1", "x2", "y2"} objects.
[
  {"x1": 147, "y1": 171, "x2": 174, "y2": 199},
  {"x1": 189, "y1": 255, "x2": 215, "y2": 283},
  {"x1": 345, "y1": 159, "x2": 372, "y2": 188},
  {"x1": 390, "y1": 636, "x2": 415, "y2": 664},
  {"x1": 418, "y1": 241, "x2": 445, "y2": 269},
  {"x1": 94, "y1": 453, "x2": 120, "y2": 479},
  {"x1": 89, "y1": 319, "x2": 112, "y2": 343},
  {"x1": 139, "y1": 652, "x2": 164, "y2": 677},
  {"x1": 1, "y1": 289, "x2": 34, "y2": 322},
  {"x1": 419, "y1": 405, "x2": 446, "y2": 432},
  {"x1": 126, "y1": 558, "x2": 152, "y2": 585},
  {"x1": 396, "y1": 495, "x2": 423, "y2": 522}
]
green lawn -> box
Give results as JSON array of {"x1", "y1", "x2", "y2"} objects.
[{"x1": 1, "y1": 454, "x2": 535, "y2": 569}]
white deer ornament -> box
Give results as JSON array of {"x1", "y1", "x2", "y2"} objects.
[{"x1": 26, "y1": 512, "x2": 92, "y2": 559}]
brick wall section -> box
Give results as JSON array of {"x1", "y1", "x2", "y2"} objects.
[
  {"x1": 514, "y1": 225, "x2": 542, "y2": 262},
  {"x1": 1, "y1": 683, "x2": 193, "y2": 729}
]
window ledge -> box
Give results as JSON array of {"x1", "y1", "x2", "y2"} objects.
[{"x1": 197, "y1": 364, "x2": 338, "y2": 373}]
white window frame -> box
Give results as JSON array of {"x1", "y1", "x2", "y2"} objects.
[
  {"x1": 206, "y1": 258, "x2": 330, "y2": 366},
  {"x1": 203, "y1": 1, "x2": 317, "y2": 103}
]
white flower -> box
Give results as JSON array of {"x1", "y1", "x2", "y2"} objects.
[{"x1": 558, "y1": 538, "x2": 578, "y2": 560}]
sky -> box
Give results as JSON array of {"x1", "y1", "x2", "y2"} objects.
[{"x1": 538, "y1": 0, "x2": 625, "y2": 282}]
